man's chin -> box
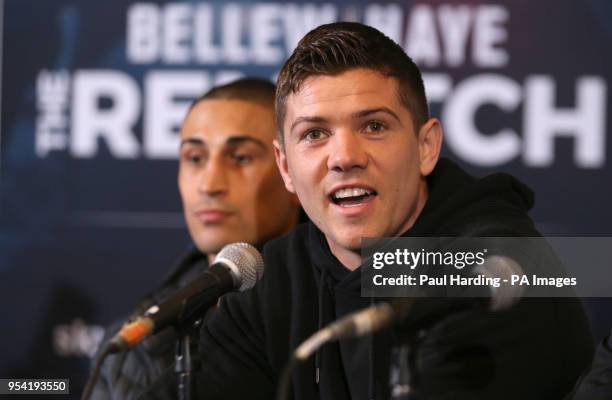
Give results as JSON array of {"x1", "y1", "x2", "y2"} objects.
[
  {"x1": 194, "y1": 236, "x2": 239, "y2": 256},
  {"x1": 328, "y1": 230, "x2": 370, "y2": 253}
]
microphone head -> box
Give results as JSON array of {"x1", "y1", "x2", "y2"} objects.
[
  {"x1": 474, "y1": 255, "x2": 525, "y2": 311},
  {"x1": 214, "y1": 242, "x2": 264, "y2": 291}
]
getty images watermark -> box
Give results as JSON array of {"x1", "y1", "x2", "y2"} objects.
[{"x1": 361, "y1": 237, "x2": 612, "y2": 298}]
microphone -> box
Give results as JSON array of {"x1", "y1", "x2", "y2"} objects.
[
  {"x1": 108, "y1": 242, "x2": 264, "y2": 352},
  {"x1": 294, "y1": 255, "x2": 524, "y2": 361}
]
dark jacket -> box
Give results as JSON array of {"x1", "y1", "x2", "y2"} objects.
[
  {"x1": 569, "y1": 331, "x2": 612, "y2": 399},
  {"x1": 90, "y1": 249, "x2": 208, "y2": 400},
  {"x1": 189, "y1": 158, "x2": 594, "y2": 400}
]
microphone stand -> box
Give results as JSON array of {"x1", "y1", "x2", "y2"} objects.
[
  {"x1": 389, "y1": 331, "x2": 421, "y2": 400},
  {"x1": 175, "y1": 317, "x2": 203, "y2": 400}
]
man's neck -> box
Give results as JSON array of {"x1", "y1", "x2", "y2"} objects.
[{"x1": 327, "y1": 240, "x2": 362, "y2": 271}]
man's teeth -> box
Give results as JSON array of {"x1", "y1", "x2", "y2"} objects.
[{"x1": 333, "y1": 187, "x2": 373, "y2": 199}]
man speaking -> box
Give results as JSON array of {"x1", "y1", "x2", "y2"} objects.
[{"x1": 190, "y1": 23, "x2": 593, "y2": 399}]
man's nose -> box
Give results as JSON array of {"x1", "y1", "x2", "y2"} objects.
[
  {"x1": 327, "y1": 130, "x2": 368, "y2": 173},
  {"x1": 198, "y1": 157, "x2": 229, "y2": 197}
]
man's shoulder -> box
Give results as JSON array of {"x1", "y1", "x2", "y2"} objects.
[
  {"x1": 422, "y1": 158, "x2": 539, "y2": 237},
  {"x1": 255, "y1": 222, "x2": 317, "y2": 289},
  {"x1": 90, "y1": 248, "x2": 206, "y2": 399},
  {"x1": 159, "y1": 247, "x2": 207, "y2": 288},
  {"x1": 263, "y1": 222, "x2": 310, "y2": 262}
]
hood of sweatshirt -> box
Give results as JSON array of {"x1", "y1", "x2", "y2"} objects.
[{"x1": 306, "y1": 157, "x2": 537, "y2": 400}]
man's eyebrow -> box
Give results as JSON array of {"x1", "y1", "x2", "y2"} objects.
[
  {"x1": 180, "y1": 137, "x2": 205, "y2": 148},
  {"x1": 288, "y1": 108, "x2": 401, "y2": 133},
  {"x1": 289, "y1": 116, "x2": 328, "y2": 133},
  {"x1": 179, "y1": 136, "x2": 268, "y2": 150},
  {"x1": 225, "y1": 135, "x2": 268, "y2": 150},
  {"x1": 352, "y1": 107, "x2": 401, "y2": 123}
]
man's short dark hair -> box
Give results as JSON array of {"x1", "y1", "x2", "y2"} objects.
[
  {"x1": 190, "y1": 77, "x2": 276, "y2": 111},
  {"x1": 275, "y1": 22, "x2": 429, "y2": 146}
]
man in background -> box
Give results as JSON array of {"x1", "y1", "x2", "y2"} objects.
[{"x1": 90, "y1": 78, "x2": 301, "y2": 399}]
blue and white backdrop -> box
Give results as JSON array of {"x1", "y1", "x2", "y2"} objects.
[{"x1": 1, "y1": 0, "x2": 611, "y2": 396}]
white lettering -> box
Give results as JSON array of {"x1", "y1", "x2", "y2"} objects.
[
  {"x1": 222, "y1": 4, "x2": 249, "y2": 64},
  {"x1": 162, "y1": 3, "x2": 192, "y2": 64},
  {"x1": 404, "y1": 5, "x2": 440, "y2": 66},
  {"x1": 144, "y1": 71, "x2": 209, "y2": 158},
  {"x1": 36, "y1": 70, "x2": 70, "y2": 157},
  {"x1": 193, "y1": 4, "x2": 220, "y2": 63},
  {"x1": 423, "y1": 73, "x2": 453, "y2": 104},
  {"x1": 524, "y1": 76, "x2": 607, "y2": 168},
  {"x1": 127, "y1": 3, "x2": 160, "y2": 63},
  {"x1": 443, "y1": 74, "x2": 521, "y2": 166},
  {"x1": 282, "y1": 4, "x2": 337, "y2": 52},
  {"x1": 251, "y1": 4, "x2": 284, "y2": 64},
  {"x1": 438, "y1": 5, "x2": 473, "y2": 67},
  {"x1": 71, "y1": 71, "x2": 141, "y2": 158},
  {"x1": 473, "y1": 5, "x2": 509, "y2": 67}
]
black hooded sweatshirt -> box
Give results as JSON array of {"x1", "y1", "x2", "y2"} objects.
[{"x1": 188, "y1": 158, "x2": 593, "y2": 400}]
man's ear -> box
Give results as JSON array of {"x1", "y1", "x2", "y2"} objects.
[
  {"x1": 273, "y1": 138, "x2": 296, "y2": 194},
  {"x1": 417, "y1": 118, "x2": 443, "y2": 176}
]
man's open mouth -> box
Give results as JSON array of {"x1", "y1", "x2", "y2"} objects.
[{"x1": 330, "y1": 187, "x2": 377, "y2": 207}]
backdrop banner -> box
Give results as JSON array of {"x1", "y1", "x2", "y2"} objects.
[{"x1": 1, "y1": 0, "x2": 611, "y2": 396}]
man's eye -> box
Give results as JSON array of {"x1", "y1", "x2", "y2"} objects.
[
  {"x1": 231, "y1": 153, "x2": 253, "y2": 165},
  {"x1": 303, "y1": 129, "x2": 325, "y2": 141},
  {"x1": 365, "y1": 121, "x2": 385, "y2": 133},
  {"x1": 183, "y1": 154, "x2": 203, "y2": 164}
]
